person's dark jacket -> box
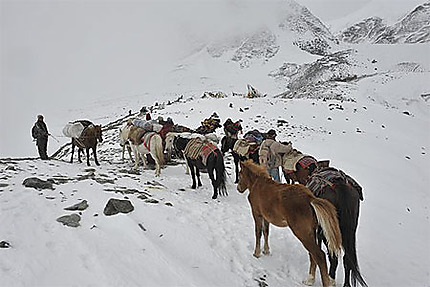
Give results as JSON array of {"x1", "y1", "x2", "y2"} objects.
[{"x1": 32, "y1": 120, "x2": 49, "y2": 141}]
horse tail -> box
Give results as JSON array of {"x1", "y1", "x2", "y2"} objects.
[
  {"x1": 154, "y1": 135, "x2": 165, "y2": 167},
  {"x1": 310, "y1": 198, "x2": 342, "y2": 258},
  {"x1": 337, "y1": 184, "x2": 368, "y2": 287},
  {"x1": 216, "y1": 150, "x2": 228, "y2": 196}
]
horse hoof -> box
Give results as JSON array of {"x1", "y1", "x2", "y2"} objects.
[
  {"x1": 253, "y1": 253, "x2": 261, "y2": 258},
  {"x1": 263, "y1": 249, "x2": 270, "y2": 255},
  {"x1": 191, "y1": 185, "x2": 196, "y2": 189},
  {"x1": 302, "y1": 275, "x2": 315, "y2": 286},
  {"x1": 212, "y1": 195, "x2": 217, "y2": 199}
]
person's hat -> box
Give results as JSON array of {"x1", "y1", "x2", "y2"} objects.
[{"x1": 267, "y1": 129, "x2": 277, "y2": 136}]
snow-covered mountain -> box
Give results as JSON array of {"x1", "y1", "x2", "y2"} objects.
[
  {"x1": 206, "y1": 0, "x2": 337, "y2": 69},
  {"x1": 338, "y1": 1, "x2": 430, "y2": 44}
]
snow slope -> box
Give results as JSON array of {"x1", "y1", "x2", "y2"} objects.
[{"x1": 1, "y1": 45, "x2": 429, "y2": 285}]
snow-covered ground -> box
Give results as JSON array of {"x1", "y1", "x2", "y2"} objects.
[{"x1": 1, "y1": 1, "x2": 429, "y2": 286}]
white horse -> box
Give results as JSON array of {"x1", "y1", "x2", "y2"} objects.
[{"x1": 131, "y1": 132, "x2": 165, "y2": 176}]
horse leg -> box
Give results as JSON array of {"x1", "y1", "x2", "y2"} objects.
[
  {"x1": 127, "y1": 144, "x2": 133, "y2": 162},
  {"x1": 291, "y1": 224, "x2": 330, "y2": 287},
  {"x1": 70, "y1": 141, "x2": 75, "y2": 163},
  {"x1": 262, "y1": 219, "x2": 270, "y2": 255},
  {"x1": 132, "y1": 145, "x2": 140, "y2": 170},
  {"x1": 187, "y1": 159, "x2": 197, "y2": 189},
  {"x1": 343, "y1": 255, "x2": 352, "y2": 287},
  {"x1": 86, "y1": 147, "x2": 91, "y2": 166},
  {"x1": 93, "y1": 145, "x2": 100, "y2": 166},
  {"x1": 303, "y1": 253, "x2": 317, "y2": 286},
  {"x1": 252, "y1": 211, "x2": 263, "y2": 258},
  {"x1": 152, "y1": 151, "x2": 161, "y2": 177},
  {"x1": 208, "y1": 166, "x2": 217, "y2": 199},
  {"x1": 78, "y1": 148, "x2": 83, "y2": 163},
  {"x1": 195, "y1": 165, "x2": 202, "y2": 187},
  {"x1": 233, "y1": 153, "x2": 240, "y2": 184}
]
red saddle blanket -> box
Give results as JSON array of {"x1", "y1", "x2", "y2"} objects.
[{"x1": 184, "y1": 138, "x2": 218, "y2": 166}]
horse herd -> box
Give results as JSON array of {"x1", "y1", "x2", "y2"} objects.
[{"x1": 66, "y1": 118, "x2": 368, "y2": 287}]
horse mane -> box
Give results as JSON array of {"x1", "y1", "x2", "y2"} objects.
[{"x1": 242, "y1": 160, "x2": 271, "y2": 179}]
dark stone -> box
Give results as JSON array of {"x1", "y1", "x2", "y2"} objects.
[
  {"x1": 64, "y1": 200, "x2": 89, "y2": 211},
  {"x1": 103, "y1": 198, "x2": 134, "y2": 216},
  {"x1": 23, "y1": 177, "x2": 54, "y2": 190},
  {"x1": 0, "y1": 241, "x2": 11, "y2": 248},
  {"x1": 56, "y1": 214, "x2": 81, "y2": 227}
]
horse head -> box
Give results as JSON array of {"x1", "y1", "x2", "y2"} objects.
[
  {"x1": 237, "y1": 160, "x2": 251, "y2": 193},
  {"x1": 173, "y1": 136, "x2": 189, "y2": 151},
  {"x1": 220, "y1": 136, "x2": 229, "y2": 154},
  {"x1": 95, "y1": 125, "x2": 103, "y2": 143}
]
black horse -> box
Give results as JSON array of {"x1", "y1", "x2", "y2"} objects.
[
  {"x1": 174, "y1": 137, "x2": 227, "y2": 199},
  {"x1": 306, "y1": 167, "x2": 368, "y2": 287},
  {"x1": 220, "y1": 136, "x2": 259, "y2": 183}
]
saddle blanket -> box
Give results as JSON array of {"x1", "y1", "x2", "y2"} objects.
[
  {"x1": 233, "y1": 139, "x2": 258, "y2": 157},
  {"x1": 282, "y1": 150, "x2": 313, "y2": 172},
  {"x1": 306, "y1": 167, "x2": 363, "y2": 200},
  {"x1": 184, "y1": 138, "x2": 218, "y2": 166},
  {"x1": 62, "y1": 122, "x2": 85, "y2": 138}
]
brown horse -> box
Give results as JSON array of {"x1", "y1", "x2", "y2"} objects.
[
  {"x1": 237, "y1": 160, "x2": 342, "y2": 287},
  {"x1": 71, "y1": 124, "x2": 103, "y2": 166}
]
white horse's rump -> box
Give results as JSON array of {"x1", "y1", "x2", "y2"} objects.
[{"x1": 131, "y1": 132, "x2": 164, "y2": 176}]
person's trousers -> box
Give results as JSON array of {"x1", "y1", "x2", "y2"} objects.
[
  {"x1": 37, "y1": 138, "x2": 48, "y2": 160},
  {"x1": 268, "y1": 167, "x2": 280, "y2": 182}
]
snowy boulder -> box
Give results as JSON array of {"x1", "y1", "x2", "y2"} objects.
[
  {"x1": 22, "y1": 177, "x2": 54, "y2": 190},
  {"x1": 56, "y1": 214, "x2": 81, "y2": 228},
  {"x1": 103, "y1": 198, "x2": 134, "y2": 216}
]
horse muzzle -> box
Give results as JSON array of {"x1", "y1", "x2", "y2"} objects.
[{"x1": 237, "y1": 184, "x2": 247, "y2": 193}]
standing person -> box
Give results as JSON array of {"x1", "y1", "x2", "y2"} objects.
[
  {"x1": 31, "y1": 115, "x2": 50, "y2": 160},
  {"x1": 259, "y1": 129, "x2": 292, "y2": 182}
]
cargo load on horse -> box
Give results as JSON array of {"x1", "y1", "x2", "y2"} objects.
[
  {"x1": 243, "y1": 129, "x2": 265, "y2": 144},
  {"x1": 195, "y1": 113, "x2": 222, "y2": 134},
  {"x1": 62, "y1": 122, "x2": 85, "y2": 138}
]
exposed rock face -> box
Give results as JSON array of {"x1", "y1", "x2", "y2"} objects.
[
  {"x1": 56, "y1": 214, "x2": 81, "y2": 228},
  {"x1": 22, "y1": 177, "x2": 54, "y2": 190},
  {"x1": 103, "y1": 198, "x2": 134, "y2": 216},
  {"x1": 338, "y1": 17, "x2": 387, "y2": 44},
  {"x1": 339, "y1": 2, "x2": 430, "y2": 44},
  {"x1": 206, "y1": 0, "x2": 336, "y2": 68}
]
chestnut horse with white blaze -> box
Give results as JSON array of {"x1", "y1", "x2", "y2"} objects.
[{"x1": 237, "y1": 160, "x2": 342, "y2": 287}]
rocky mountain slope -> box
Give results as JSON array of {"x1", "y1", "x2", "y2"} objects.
[{"x1": 338, "y1": 1, "x2": 430, "y2": 44}]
